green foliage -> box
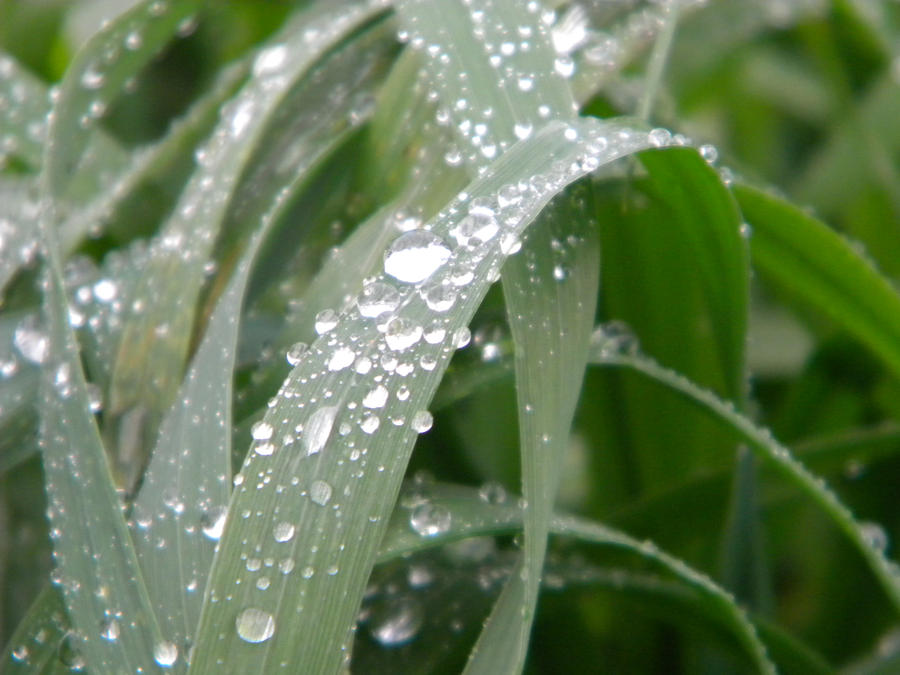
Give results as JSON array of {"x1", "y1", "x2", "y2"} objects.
[{"x1": 2, "y1": 0, "x2": 900, "y2": 673}]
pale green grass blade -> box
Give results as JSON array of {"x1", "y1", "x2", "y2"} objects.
[
  {"x1": 0, "y1": 52, "x2": 50, "y2": 170},
  {"x1": 128, "y1": 225, "x2": 275, "y2": 670},
  {"x1": 57, "y1": 57, "x2": 248, "y2": 257},
  {"x1": 109, "y1": 0, "x2": 389, "y2": 416},
  {"x1": 393, "y1": 3, "x2": 587, "y2": 671},
  {"x1": 45, "y1": 0, "x2": 204, "y2": 200},
  {"x1": 190, "y1": 118, "x2": 653, "y2": 673},
  {"x1": 0, "y1": 308, "x2": 39, "y2": 473},
  {"x1": 590, "y1": 339, "x2": 900, "y2": 615},
  {"x1": 36, "y1": 220, "x2": 163, "y2": 671},
  {"x1": 735, "y1": 183, "x2": 900, "y2": 382},
  {"x1": 375, "y1": 483, "x2": 775, "y2": 675},
  {"x1": 2, "y1": 587, "x2": 69, "y2": 672},
  {"x1": 0, "y1": 176, "x2": 40, "y2": 298},
  {"x1": 467, "y1": 188, "x2": 599, "y2": 674}
]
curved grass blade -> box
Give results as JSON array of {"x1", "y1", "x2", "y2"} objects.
[
  {"x1": 589, "y1": 338, "x2": 900, "y2": 616},
  {"x1": 393, "y1": 3, "x2": 590, "y2": 671},
  {"x1": 2, "y1": 586, "x2": 69, "y2": 673},
  {"x1": 734, "y1": 183, "x2": 900, "y2": 383},
  {"x1": 0, "y1": 176, "x2": 40, "y2": 299},
  {"x1": 128, "y1": 219, "x2": 277, "y2": 670},
  {"x1": 36, "y1": 218, "x2": 163, "y2": 672},
  {"x1": 45, "y1": 0, "x2": 204, "y2": 200},
  {"x1": 109, "y1": 0, "x2": 390, "y2": 416},
  {"x1": 375, "y1": 483, "x2": 775, "y2": 675},
  {"x1": 189, "y1": 118, "x2": 654, "y2": 673},
  {"x1": 0, "y1": 53, "x2": 50, "y2": 170}
]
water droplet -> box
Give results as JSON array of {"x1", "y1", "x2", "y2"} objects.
[
  {"x1": 451, "y1": 204, "x2": 499, "y2": 247},
  {"x1": 479, "y1": 481, "x2": 507, "y2": 504},
  {"x1": 314, "y1": 309, "x2": 339, "y2": 335},
  {"x1": 514, "y1": 122, "x2": 533, "y2": 140},
  {"x1": 99, "y1": 618, "x2": 119, "y2": 642},
  {"x1": 357, "y1": 281, "x2": 401, "y2": 318},
  {"x1": 384, "y1": 231, "x2": 451, "y2": 284},
  {"x1": 80, "y1": 66, "x2": 104, "y2": 90},
  {"x1": 411, "y1": 410, "x2": 433, "y2": 433},
  {"x1": 273, "y1": 521, "x2": 295, "y2": 543},
  {"x1": 310, "y1": 480, "x2": 332, "y2": 506},
  {"x1": 862, "y1": 522, "x2": 889, "y2": 553},
  {"x1": 360, "y1": 412, "x2": 380, "y2": 434},
  {"x1": 591, "y1": 320, "x2": 639, "y2": 357},
  {"x1": 253, "y1": 44, "x2": 288, "y2": 77},
  {"x1": 153, "y1": 641, "x2": 178, "y2": 668},
  {"x1": 409, "y1": 503, "x2": 451, "y2": 537},
  {"x1": 236, "y1": 608, "x2": 275, "y2": 644},
  {"x1": 124, "y1": 31, "x2": 143, "y2": 50},
  {"x1": 327, "y1": 346, "x2": 355, "y2": 371},
  {"x1": 201, "y1": 506, "x2": 227, "y2": 540},
  {"x1": 286, "y1": 342, "x2": 308, "y2": 366},
  {"x1": 648, "y1": 128, "x2": 672, "y2": 147},
  {"x1": 305, "y1": 406, "x2": 338, "y2": 456},
  {"x1": 422, "y1": 280, "x2": 457, "y2": 312},
  {"x1": 11, "y1": 644, "x2": 27, "y2": 662},
  {"x1": 453, "y1": 327, "x2": 471, "y2": 349},
  {"x1": 14, "y1": 319, "x2": 48, "y2": 364},
  {"x1": 699, "y1": 143, "x2": 718, "y2": 164},
  {"x1": 251, "y1": 421, "x2": 273, "y2": 441},
  {"x1": 370, "y1": 598, "x2": 424, "y2": 646},
  {"x1": 363, "y1": 384, "x2": 389, "y2": 409},
  {"x1": 385, "y1": 318, "x2": 423, "y2": 351},
  {"x1": 230, "y1": 100, "x2": 254, "y2": 138},
  {"x1": 554, "y1": 55, "x2": 575, "y2": 78}
]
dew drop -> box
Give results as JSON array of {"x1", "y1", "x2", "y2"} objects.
[
  {"x1": 370, "y1": 598, "x2": 424, "y2": 646},
  {"x1": 384, "y1": 231, "x2": 451, "y2": 284},
  {"x1": 286, "y1": 342, "x2": 308, "y2": 366},
  {"x1": 305, "y1": 406, "x2": 338, "y2": 456},
  {"x1": 310, "y1": 480, "x2": 333, "y2": 506},
  {"x1": 153, "y1": 640, "x2": 178, "y2": 668},
  {"x1": 14, "y1": 319, "x2": 48, "y2": 364},
  {"x1": 327, "y1": 346, "x2": 356, "y2": 371},
  {"x1": 357, "y1": 281, "x2": 401, "y2": 318},
  {"x1": 451, "y1": 204, "x2": 499, "y2": 247},
  {"x1": 201, "y1": 506, "x2": 227, "y2": 540},
  {"x1": 251, "y1": 421, "x2": 273, "y2": 441},
  {"x1": 253, "y1": 44, "x2": 288, "y2": 77},
  {"x1": 273, "y1": 521, "x2": 295, "y2": 543},
  {"x1": 699, "y1": 143, "x2": 718, "y2": 164},
  {"x1": 385, "y1": 318, "x2": 423, "y2": 351},
  {"x1": 360, "y1": 412, "x2": 380, "y2": 434},
  {"x1": 479, "y1": 481, "x2": 507, "y2": 504},
  {"x1": 411, "y1": 410, "x2": 433, "y2": 434},
  {"x1": 409, "y1": 503, "x2": 451, "y2": 537},
  {"x1": 235, "y1": 608, "x2": 275, "y2": 644},
  {"x1": 363, "y1": 384, "x2": 389, "y2": 409},
  {"x1": 99, "y1": 618, "x2": 119, "y2": 642},
  {"x1": 422, "y1": 280, "x2": 457, "y2": 312},
  {"x1": 314, "y1": 309, "x2": 339, "y2": 335}
]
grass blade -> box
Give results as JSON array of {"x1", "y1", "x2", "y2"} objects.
[
  {"x1": 109, "y1": 0, "x2": 388, "y2": 416},
  {"x1": 590, "y1": 338, "x2": 900, "y2": 616},
  {"x1": 45, "y1": 0, "x2": 204, "y2": 200},
  {"x1": 375, "y1": 482, "x2": 776, "y2": 675},
  {"x1": 36, "y1": 218, "x2": 163, "y2": 671},
  {"x1": 128, "y1": 222, "x2": 275, "y2": 668},
  {"x1": 735, "y1": 183, "x2": 900, "y2": 382},
  {"x1": 0, "y1": 53, "x2": 50, "y2": 170},
  {"x1": 189, "y1": 118, "x2": 653, "y2": 673},
  {"x1": 1, "y1": 586, "x2": 69, "y2": 673}
]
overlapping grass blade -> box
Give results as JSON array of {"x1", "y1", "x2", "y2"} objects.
[
  {"x1": 0, "y1": 52, "x2": 50, "y2": 170},
  {"x1": 393, "y1": 2, "x2": 595, "y2": 670},
  {"x1": 2, "y1": 586, "x2": 69, "y2": 672},
  {"x1": 44, "y1": 0, "x2": 205, "y2": 200},
  {"x1": 375, "y1": 483, "x2": 775, "y2": 674},
  {"x1": 734, "y1": 183, "x2": 900, "y2": 382},
  {"x1": 0, "y1": 176, "x2": 40, "y2": 297},
  {"x1": 590, "y1": 340, "x2": 900, "y2": 615},
  {"x1": 35, "y1": 218, "x2": 163, "y2": 671},
  {"x1": 109, "y1": 0, "x2": 389, "y2": 416},
  {"x1": 189, "y1": 118, "x2": 653, "y2": 673},
  {"x1": 128, "y1": 224, "x2": 278, "y2": 668}
]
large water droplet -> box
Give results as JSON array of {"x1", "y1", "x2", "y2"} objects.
[
  {"x1": 363, "y1": 384, "x2": 389, "y2": 409},
  {"x1": 305, "y1": 406, "x2": 338, "y2": 456},
  {"x1": 236, "y1": 608, "x2": 275, "y2": 644},
  {"x1": 314, "y1": 309, "x2": 339, "y2": 335},
  {"x1": 411, "y1": 410, "x2": 433, "y2": 433},
  {"x1": 384, "y1": 231, "x2": 451, "y2": 284},
  {"x1": 327, "y1": 346, "x2": 355, "y2": 371},
  {"x1": 251, "y1": 421, "x2": 273, "y2": 441},
  {"x1": 409, "y1": 503, "x2": 451, "y2": 537},
  {"x1": 273, "y1": 521, "x2": 295, "y2": 543}
]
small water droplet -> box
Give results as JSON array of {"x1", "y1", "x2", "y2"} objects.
[
  {"x1": 99, "y1": 618, "x2": 119, "y2": 642},
  {"x1": 699, "y1": 143, "x2": 718, "y2": 164},
  {"x1": 327, "y1": 346, "x2": 356, "y2": 371},
  {"x1": 385, "y1": 318, "x2": 423, "y2": 351},
  {"x1": 384, "y1": 231, "x2": 451, "y2": 284},
  {"x1": 409, "y1": 503, "x2": 451, "y2": 537},
  {"x1": 153, "y1": 640, "x2": 178, "y2": 668},
  {"x1": 253, "y1": 44, "x2": 288, "y2": 77},
  {"x1": 357, "y1": 281, "x2": 401, "y2": 318},
  {"x1": 236, "y1": 608, "x2": 275, "y2": 643},
  {"x1": 201, "y1": 506, "x2": 227, "y2": 540},
  {"x1": 363, "y1": 384, "x2": 389, "y2": 409},
  {"x1": 411, "y1": 410, "x2": 433, "y2": 433},
  {"x1": 479, "y1": 481, "x2": 507, "y2": 504},
  {"x1": 310, "y1": 480, "x2": 333, "y2": 506},
  {"x1": 286, "y1": 342, "x2": 308, "y2": 366},
  {"x1": 273, "y1": 521, "x2": 295, "y2": 543},
  {"x1": 370, "y1": 598, "x2": 424, "y2": 646},
  {"x1": 314, "y1": 309, "x2": 339, "y2": 335},
  {"x1": 305, "y1": 406, "x2": 338, "y2": 456},
  {"x1": 251, "y1": 421, "x2": 273, "y2": 441}
]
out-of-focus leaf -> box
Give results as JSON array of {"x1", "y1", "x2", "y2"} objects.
[
  {"x1": 0, "y1": 53, "x2": 50, "y2": 170},
  {"x1": 1, "y1": 586, "x2": 69, "y2": 673},
  {"x1": 735, "y1": 183, "x2": 900, "y2": 382}
]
